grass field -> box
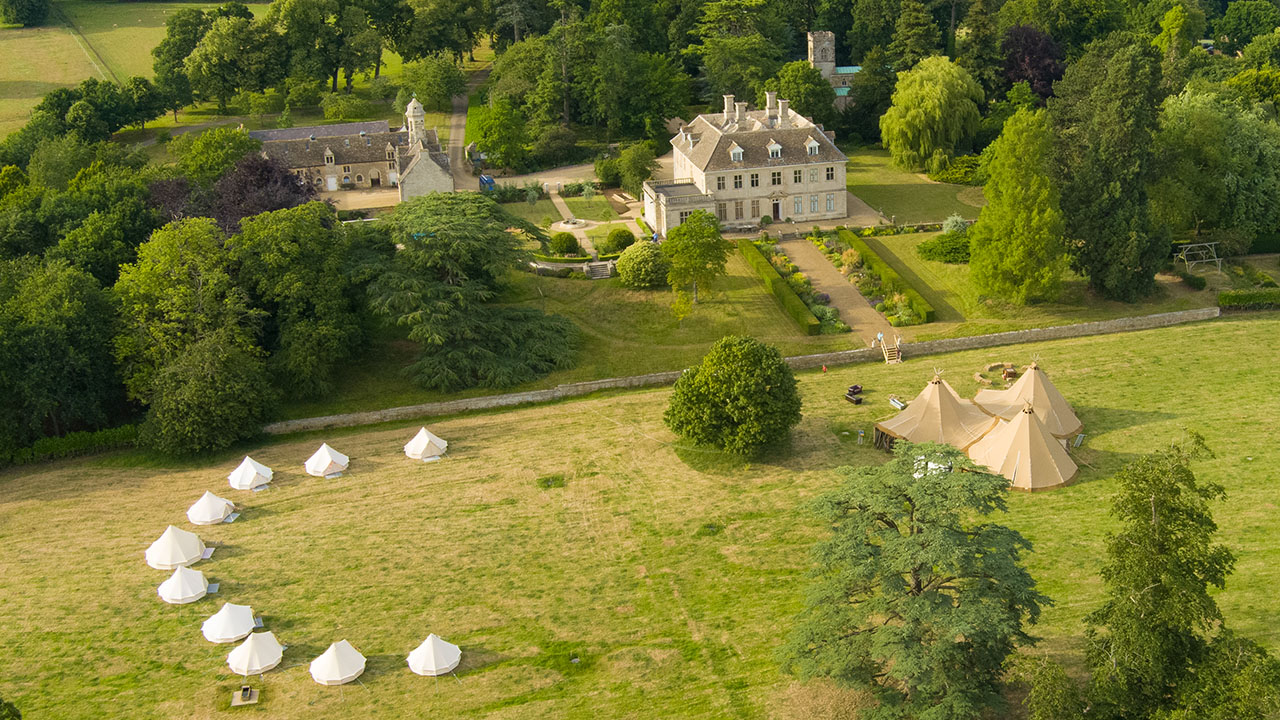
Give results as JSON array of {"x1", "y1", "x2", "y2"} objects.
[
  {"x1": 2, "y1": 313, "x2": 1278, "y2": 718},
  {"x1": 279, "y1": 258, "x2": 858, "y2": 420},
  {"x1": 562, "y1": 195, "x2": 620, "y2": 222},
  {"x1": 500, "y1": 199, "x2": 561, "y2": 228},
  {"x1": 858, "y1": 232, "x2": 1218, "y2": 340},
  {"x1": 0, "y1": 21, "x2": 104, "y2": 137},
  {"x1": 846, "y1": 148, "x2": 986, "y2": 224},
  {"x1": 585, "y1": 222, "x2": 634, "y2": 243}
]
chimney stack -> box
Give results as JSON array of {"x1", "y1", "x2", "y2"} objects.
[
  {"x1": 765, "y1": 91, "x2": 778, "y2": 115},
  {"x1": 723, "y1": 94, "x2": 735, "y2": 119},
  {"x1": 735, "y1": 102, "x2": 747, "y2": 124},
  {"x1": 778, "y1": 99, "x2": 789, "y2": 126}
]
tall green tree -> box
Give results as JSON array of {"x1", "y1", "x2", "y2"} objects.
[
  {"x1": 847, "y1": 0, "x2": 900, "y2": 63},
  {"x1": 759, "y1": 60, "x2": 837, "y2": 125},
  {"x1": 662, "y1": 335, "x2": 801, "y2": 454},
  {"x1": 880, "y1": 56, "x2": 984, "y2": 173},
  {"x1": 184, "y1": 16, "x2": 286, "y2": 112},
  {"x1": 369, "y1": 193, "x2": 578, "y2": 391},
  {"x1": 0, "y1": 0, "x2": 48, "y2": 25},
  {"x1": 475, "y1": 96, "x2": 530, "y2": 170},
  {"x1": 1215, "y1": 0, "x2": 1280, "y2": 55},
  {"x1": 618, "y1": 142, "x2": 658, "y2": 199},
  {"x1": 958, "y1": 0, "x2": 1005, "y2": 99},
  {"x1": 841, "y1": 45, "x2": 895, "y2": 141},
  {"x1": 782, "y1": 442, "x2": 1047, "y2": 720},
  {"x1": 970, "y1": 108, "x2": 1067, "y2": 303},
  {"x1": 996, "y1": 0, "x2": 1124, "y2": 58},
  {"x1": 660, "y1": 209, "x2": 733, "y2": 303},
  {"x1": 152, "y1": 7, "x2": 211, "y2": 120},
  {"x1": 402, "y1": 52, "x2": 467, "y2": 110},
  {"x1": 1241, "y1": 28, "x2": 1280, "y2": 68},
  {"x1": 1048, "y1": 32, "x2": 1166, "y2": 301},
  {"x1": 889, "y1": 0, "x2": 941, "y2": 69},
  {"x1": 169, "y1": 126, "x2": 261, "y2": 186}
]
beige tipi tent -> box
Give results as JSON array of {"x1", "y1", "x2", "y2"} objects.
[
  {"x1": 968, "y1": 403, "x2": 1079, "y2": 491},
  {"x1": 404, "y1": 427, "x2": 448, "y2": 461},
  {"x1": 874, "y1": 376, "x2": 998, "y2": 451},
  {"x1": 305, "y1": 444, "x2": 349, "y2": 478},
  {"x1": 202, "y1": 603, "x2": 256, "y2": 643},
  {"x1": 228, "y1": 456, "x2": 272, "y2": 490},
  {"x1": 310, "y1": 640, "x2": 366, "y2": 685},
  {"x1": 974, "y1": 362, "x2": 1083, "y2": 438},
  {"x1": 145, "y1": 525, "x2": 206, "y2": 570},
  {"x1": 187, "y1": 491, "x2": 234, "y2": 526},
  {"x1": 408, "y1": 634, "x2": 462, "y2": 676},
  {"x1": 227, "y1": 631, "x2": 284, "y2": 676},
  {"x1": 158, "y1": 566, "x2": 208, "y2": 604}
]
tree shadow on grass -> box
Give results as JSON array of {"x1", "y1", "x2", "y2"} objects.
[
  {"x1": 1072, "y1": 406, "x2": 1178, "y2": 436},
  {"x1": 672, "y1": 435, "x2": 799, "y2": 476}
]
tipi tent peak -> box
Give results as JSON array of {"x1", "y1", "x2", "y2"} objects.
[
  {"x1": 158, "y1": 566, "x2": 208, "y2": 604},
  {"x1": 228, "y1": 456, "x2": 273, "y2": 490},
  {"x1": 874, "y1": 375, "x2": 997, "y2": 451},
  {"x1": 187, "y1": 491, "x2": 235, "y2": 526},
  {"x1": 202, "y1": 603, "x2": 256, "y2": 643},
  {"x1": 408, "y1": 634, "x2": 462, "y2": 676},
  {"x1": 404, "y1": 427, "x2": 448, "y2": 461},
  {"x1": 310, "y1": 640, "x2": 366, "y2": 685},
  {"x1": 974, "y1": 361, "x2": 1083, "y2": 438},
  {"x1": 227, "y1": 632, "x2": 284, "y2": 676},
  {"x1": 145, "y1": 525, "x2": 206, "y2": 570},
  {"x1": 305, "y1": 443, "x2": 349, "y2": 478},
  {"x1": 968, "y1": 401, "x2": 1079, "y2": 491}
]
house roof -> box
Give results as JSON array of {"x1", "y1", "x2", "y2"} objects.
[
  {"x1": 260, "y1": 128, "x2": 447, "y2": 174},
  {"x1": 248, "y1": 121, "x2": 390, "y2": 142},
  {"x1": 673, "y1": 108, "x2": 847, "y2": 173}
]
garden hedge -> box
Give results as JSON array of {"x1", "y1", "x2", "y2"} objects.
[
  {"x1": 837, "y1": 229, "x2": 936, "y2": 322},
  {"x1": 1218, "y1": 288, "x2": 1280, "y2": 310},
  {"x1": 1, "y1": 424, "x2": 138, "y2": 468},
  {"x1": 531, "y1": 253, "x2": 592, "y2": 263},
  {"x1": 739, "y1": 239, "x2": 821, "y2": 335}
]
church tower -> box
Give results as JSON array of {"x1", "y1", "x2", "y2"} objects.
[
  {"x1": 807, "y1": 31, "x2": 836, "y2": 79},
  {"x1": 405, "y1": 95, "x2": 425, "y2": 147}
]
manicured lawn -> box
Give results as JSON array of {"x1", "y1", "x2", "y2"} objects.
[
  {"x1": 585, "y1": 222, "x2": 636, "y2": 243},
  {"x1": 2, "y1": 314, "x2": 1277, "y2": 718},
  {"x1": 279, "y1": 256, "x2": 858, "y2": 419},
  {"x1": 562, "y1": 195, "x2": 620, "y2": 222},
  {"x1": 857, "y1": 231, "x2": 1218, "y2": 340},
  {"x1": 0, "y1": 21, "x2": 103, "y2": 137},
  {"x1": 845, "y1": 147, "x2": 986, "y2": 224},
  {"x1": 501, "y1": 199, "x2": 562, "y2": 228}
]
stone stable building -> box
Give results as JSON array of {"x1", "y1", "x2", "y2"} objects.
[
  {"x1": 643, "y1": 92, "x2": 849, "y2": 237},
  {"x1": 251, "y1": 98, "x2": 451, "y2": 201}
]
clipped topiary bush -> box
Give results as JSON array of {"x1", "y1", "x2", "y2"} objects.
[
  {"x1": 598, "y1": 227, "x2": 636, "y2": 255},
  {"x1": 549, "y1": 232, "x2": 581, "y2": 256},
  {"x1": 616, "y1": 241, "x2": 669, "y2": 288},
  {"x1": 664, "y1": 335, "x2": 802, "y2": 454},
  {"x1": 916, "y1": 231, "x2": 971, "y2": 263}
]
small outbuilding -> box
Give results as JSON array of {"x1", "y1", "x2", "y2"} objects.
[
  {"x1": 145, "y1": 525, "x2": 206, "y2": 570},
  {"x1": 310, "y1": 640, "x2": 366, "y2": 685},
  {"x1": 158, "y1": 566, "x2": 208, "y2": 604},
  {"x1": 305, "y1": 444, "x2": 349, "y2": 478},
  {"x1": 187, "y1": 491, "x2": 234, "y2": 526},
  {"x1": 404, "y1": 427, "x2": 448, "y2": 461},
  {"x1": 228, "y1": 456, "x2": 273, "y2": 491}
]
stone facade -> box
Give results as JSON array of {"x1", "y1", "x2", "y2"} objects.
[
  {"x1": 808, "y1": 31, "x2": 860, "y2": 110},
  {"x1": 252, "y1": 99, "x2": 452, "y2": 200},
  {"x1": 644, "y1": 93, "x2": 849, "y2": 237}
]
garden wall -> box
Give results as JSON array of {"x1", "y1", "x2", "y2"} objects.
[{"x1": 263, "y1": 307, "x2": 1220, "y2": 435}]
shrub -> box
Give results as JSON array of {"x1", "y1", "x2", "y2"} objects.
[
  {"x1": 760, "y1": 215, "x2": 773, "y2": 226},
  {"x1": 739, "y1": 240, "x2": 821, "y2": 335},
  {"x1": 941, "y1": 213, "x2": 969, "y2": 236},
  {"x1": 320, "y1": 93, "x2": 373, "y2": 121},
  {"x1": 0, "y1": 424, "x2": 138, "y2": 467},
  {"x1": 548, "y1": 232, "x2": 581, "y2": 256},
  {"x1": 927, "y1": 155, "x2": 983, "y2": 185},
  {"x1": 916, "y1": 231, "x2": 971, "y2": 263},
  {"x1": 664, "y1": 335, "x2": 802, "y2": 454},
  {"x1": 840, "y1": 230, "x2": 935, "y2": 322},
  {"x1": 1176, "y1": 269, "x2": 1207, "y2": 290},
  {"x1": 616, "y1": 241, "x2": 669, "y2": 288},
  {"x1": 1219, "y1": 287, "x2": 1280, "y2": 309},
  {"x1": 597, "y1": 227, "x2": 636, "y2": 255},
  {"x1": 536, "y1": 474, "x2": 567, "y2": 489},
  {"x1": 595, "y1": 155, "x2": 621, "y2": 187},
  {"x1": 840, "y1": 248, "x2": 862, "y2": 272},
  {"x1": 561, "y1": 181, "x2": 600, "y2": 198}
]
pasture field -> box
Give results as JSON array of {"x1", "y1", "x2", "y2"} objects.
[
  {"x1": 0, "y1": 21, "x2": 103, "y2": 137},
  {"x1": 857, "y1": 231, "x2": 1218, "y2": 341},
  {"x1": 280, "y1": 258, "x2": 858, "y2": 420},
  {"x1": 2, "y1": 313, "x2": 1278, "y2": 719},
  {"x1": 845, "y1": 148, "x2": 986, "y2": 224}
]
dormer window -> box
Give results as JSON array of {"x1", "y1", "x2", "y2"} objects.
[
  {"x1": 767, "y1": 140, "x2": 782, "y2": 159},
  {"x1": 386, "y1": 144, "x2": 395, "y2": 160},
  {"x1": 324, "y1": 149, "x2": 335, "y2": 165},
  {"x1": 806, "y1": 138, "x2": 820, "y2": 156},
  {"x1": 730, "y1": 145, "x2": 743, "y2": 162}
]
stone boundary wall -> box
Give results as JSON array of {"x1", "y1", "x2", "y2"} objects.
[{"x1": 263, "y1": 307, "x2": 1220, "y2": 435}]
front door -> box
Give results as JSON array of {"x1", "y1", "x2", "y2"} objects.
[{"x1": 772, "y1": 200, "x2": 781, "y2": 220}]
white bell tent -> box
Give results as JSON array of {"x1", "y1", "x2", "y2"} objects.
[
  {"x1": 404, "y1": 427, "x2": 448, "y2": 462},
  {"x1": 158, "y1": 566, "x2": 208, "y2": 604},
  {"x1": 186, "y1": 491, "x2": 234, "y2": 526},
  {"x1": 228, "y1": 456, "x2": 273, "y2": 490},
  {"x1": 309, "y1": 640, "x2": 366, "y2": 685},
  {"x1": 227, "y1": 631, "x2": 284, "y2": 676},
  {"x1": 202, "y1": 603, "x2": 256, "y2": 643},
  {"x1": 408, "y1": 634, "x2": 462, "y2": 676},
  {"x1": 305, "y1": 444, "x2": 349, "y2": 478},
  {"x1": 145, "y1": 525, "x2": 206, "y2": 570}
]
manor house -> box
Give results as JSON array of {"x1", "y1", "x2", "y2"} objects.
[
  {"x1": 642, "y1": 92, "x2": 848, "y2": 237},
  {"x1": 251, "y1": 97, "x2": 452, "y2": 201}
]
